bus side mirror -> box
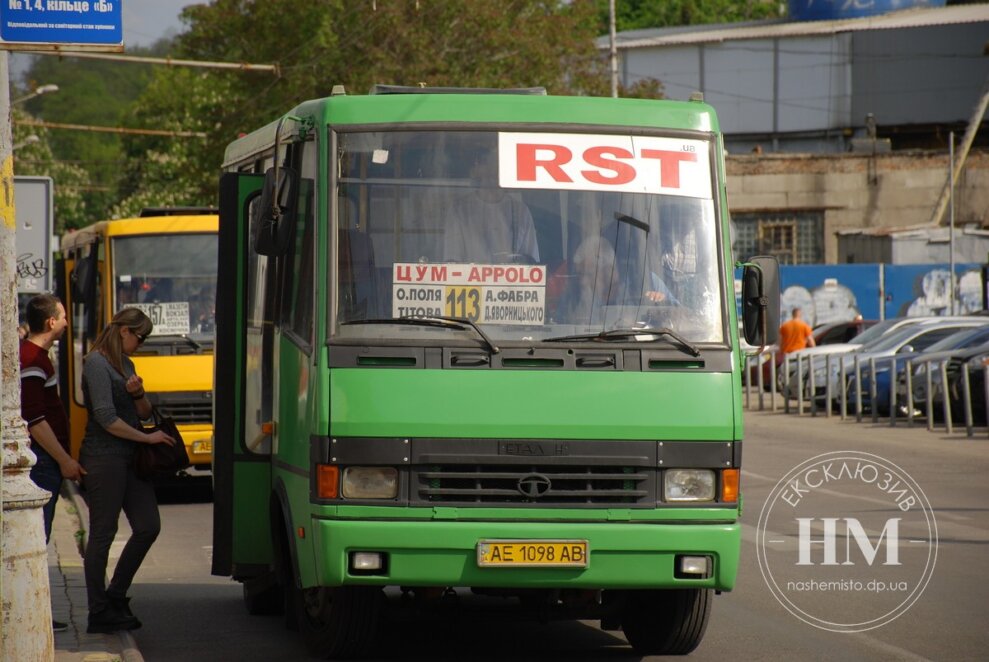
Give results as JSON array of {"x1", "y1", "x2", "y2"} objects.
[
  {"x1": 741, "y1": 255, "x2": 780, "y2": 347},
  {"x1": 253, "y1": 166, "x2": 298, "y2": 256}
]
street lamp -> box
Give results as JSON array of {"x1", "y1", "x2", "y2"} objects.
[{"x1": 12, "y1": 83, "x2": 58, "y2": 105}]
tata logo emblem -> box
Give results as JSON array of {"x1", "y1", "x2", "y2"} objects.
[{"x1": 517, "y1": 473, "x2": 552, "y2": 498}]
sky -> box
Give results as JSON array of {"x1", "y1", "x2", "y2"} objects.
[{"x1": 122, "y1": 0, "x2": 190, "y2": 47}]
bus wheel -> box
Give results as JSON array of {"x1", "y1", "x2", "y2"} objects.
[
  {"x1": 620, "y1": 588, "x2": 711, "y2": 656},
  {"x1": 294, "y1": 585, "x2": 382, "y2": 659}
]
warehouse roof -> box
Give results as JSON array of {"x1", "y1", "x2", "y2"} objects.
[{"x1": 599, "y1": 5, "x2": 989, "y2": 50}]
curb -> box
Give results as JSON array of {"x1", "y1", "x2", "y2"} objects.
[{"x1": 64, "y1": 481, "x2": 145, "y2": 662}]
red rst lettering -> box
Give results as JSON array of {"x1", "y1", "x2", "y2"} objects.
[
  {"x1": 640, "y1": 149, "x2": 698, "y2": 189},
  {"x1": 430, "y1": 266, "x2": 447, "y2": 281},
  {"x1": 581, "y1": 146, "x2": 635, "y2": 185},
  {"x1": 516, "y1": 143, "x2": 573, "y2": 183},
  {"x1": 415, "y1": 265, "x2": 429, "y2": 282},
  {"x1": 395, "y1": 265, "x2": 412, "y2": 282}
]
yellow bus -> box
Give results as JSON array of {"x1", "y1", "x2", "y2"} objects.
[{"x1": 57, "y1": 208, "x2": 218, "y2": 474}]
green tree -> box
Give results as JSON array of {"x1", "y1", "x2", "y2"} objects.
[
  {"x1": 12, "y1": 108, "x2": 91, "y2": 233},
  {"x1": 114, "y1": 0, "x2": 607, "y2": 212},
  {"x1": 16, "y1": 42, "x2": 165, "y2": 226},
  {"x1": 594, "y1": 0, "x2": 782, "y2": 33}
]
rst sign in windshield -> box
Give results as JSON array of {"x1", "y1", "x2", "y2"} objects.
[{"x1": 499, "y1": 133, "x2": 712, "y2": 199}]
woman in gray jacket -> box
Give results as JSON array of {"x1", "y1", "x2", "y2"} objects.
[{"x1": 81, "y1": 308, "x2": 175, "y2": 634}]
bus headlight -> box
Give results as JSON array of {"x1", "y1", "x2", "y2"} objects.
[
  {"x1": 664, "y1": 469, "x2": 716, "y2": 502},
  {"x1": 342, "y1": 467, "x2": 399, "y2": 499}
]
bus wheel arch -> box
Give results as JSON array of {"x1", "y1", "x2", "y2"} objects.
[{"x1": 270, "y1": 482, "x2": 300, "y2": 630}]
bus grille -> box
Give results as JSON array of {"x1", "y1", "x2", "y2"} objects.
[
  {"x1": 415, "y1": 465, "x2": 650, "y2": 506},
  {"x1": 151, "y1": 397, "x2": 212, "y2": 425}
]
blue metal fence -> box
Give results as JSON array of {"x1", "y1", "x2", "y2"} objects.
[{"x1": 735, "y1": 262, "x2": 985, "y2": 323}]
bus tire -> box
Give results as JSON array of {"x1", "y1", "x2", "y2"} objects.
[
  {"x1": 620, "y1": 588, "x2": 711, "y2": 656},
  {"x1": 294, "y1": 585, "x2": 382, "y2": 659}
]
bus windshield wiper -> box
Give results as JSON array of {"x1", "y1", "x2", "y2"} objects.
[
  {"x1": 342, "y1": 316, "x2": 499, "y2": 354},
  {"x1": 545, "y1": 327, "x2": 701, "y2": 357},
  {"x1": 423, "y1": 316, "x2": 500, "y2": 354}
]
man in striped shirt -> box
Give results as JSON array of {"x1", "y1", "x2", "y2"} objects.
[{"x1": 20, "y1": 294, "x2": 85, "y2": 632}]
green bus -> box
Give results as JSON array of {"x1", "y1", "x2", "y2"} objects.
[{"x1": 212, "y1": 85, "x2": 779, "y2": 658}]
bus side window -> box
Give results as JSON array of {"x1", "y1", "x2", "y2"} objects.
[{"x1": 280, "y1": 140, "x2": 316, "y2": 349}]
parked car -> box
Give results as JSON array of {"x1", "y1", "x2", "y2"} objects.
[
  {"x1": 780, "y1": 316, "x2": 969, "y2": 400},
  {"x1": 813, "y1": 318, "x2": 878, "y2": 345},
  {"x1": 901, "y1": 339, "x2": 989, "y2": 422},
  {"x1": 950, "y1": 349, "x2": 989, "y2": 424},
  {"x1": 848, "y1": 324, "x2": 989, "y2": 415},
  {"x1": 750, "y1": 319, "x2": 876, "y2": 390}
]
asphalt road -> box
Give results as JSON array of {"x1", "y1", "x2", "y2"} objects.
[{"x1": 123, "y1": 410, "x2": 988, "y2": 661}]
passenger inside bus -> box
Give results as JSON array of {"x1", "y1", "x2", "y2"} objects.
[
  {"x1": 190, "y1": 288, "x2": 215, "y2": 333},
  {"x1": 141, "y1": 278, "x2": 172, "y2": 303},
  {"x1": 552, "y1": 235, "x2": 621, "y2": 325},
  {"x1": 441, "y1": 145, "x2": 540, "y2": 265}
]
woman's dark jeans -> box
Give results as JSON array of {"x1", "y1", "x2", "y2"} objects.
[{"x1": 81, "y1": 452, "x2": 161, "y2": 613}]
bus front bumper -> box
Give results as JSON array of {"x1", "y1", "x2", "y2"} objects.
[
  {"x1": 180, "y1": 427, "x2": 213, "y2": 466},
  {"x1": 309, "y1": 518, "x2": 739, "y2": 591}
]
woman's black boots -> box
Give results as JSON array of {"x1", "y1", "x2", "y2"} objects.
[{"x1": 86, "y1": 595, "x2": 141, "y2": 634}]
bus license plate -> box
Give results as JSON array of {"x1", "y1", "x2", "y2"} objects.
[{"x1": 477, "y1": 540, "x2": 588, "y2": 568}]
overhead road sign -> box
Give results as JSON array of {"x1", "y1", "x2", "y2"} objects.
[{"x1": 1, "y1": 0, "x2": 123, "y2": 52}]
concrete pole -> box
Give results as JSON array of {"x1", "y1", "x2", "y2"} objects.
[
  {"x1": 0, "y1": 50, "x2": 55, "y2": 661},
  {"x1": 609, "y1": 0, "x2": 618, "y2": 98},
  {"x1": 948, "y1": 132, "x2": 955, "y2": 315}
]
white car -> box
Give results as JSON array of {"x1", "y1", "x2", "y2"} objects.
[{"x1": 781, "y1": 316, "x2": 977, "y2": 400}]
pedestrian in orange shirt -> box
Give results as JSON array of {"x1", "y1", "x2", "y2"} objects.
[{"x1": 779, "y1": 307, "x2": 816, "y2": 354}]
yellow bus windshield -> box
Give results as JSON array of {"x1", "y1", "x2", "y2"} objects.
[{"x1": 112, "y1": 233, "x2": 218, "y2": 342}]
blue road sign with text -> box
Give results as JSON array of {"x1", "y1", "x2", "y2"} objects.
[{"x1": 1, "y1": 0, "x2": 122, "y2": 47}]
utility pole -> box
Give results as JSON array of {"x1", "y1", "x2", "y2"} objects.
[
  {"x1": 0, "y1": 50, "x2": 54, "y2": 661},
  {"x1": 609, "y1": 0, "x2": 618, "y2": 98},
  {"x1": 949, "y1": 131, "x2": 956, "y2": 315}
]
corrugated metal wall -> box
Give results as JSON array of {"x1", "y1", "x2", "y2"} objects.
[{"x1": 623, "y1": 21, "x2": 987, "y2": 152}]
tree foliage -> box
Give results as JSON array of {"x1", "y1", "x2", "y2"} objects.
[
  {"x1": 16, "y1": 42, "x2": 164, "y2": 228},
  {"x1": 20, "y1": 0, "x2": 785, "y2": 219},
  {"x1": 112, "y1": 0, "x2": 607, "y2": 214},
  {"x1": 594, "y1": 0, "x2": 782, "y2": 33},
  {"x1": 12, "y1": 107, "x2": 92, "y2": 233}
]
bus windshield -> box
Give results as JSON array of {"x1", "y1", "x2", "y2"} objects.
[
  {"x1": 333, "y1": 130, "x2": 725, "y2": 345},
  {"x1": 113, "y1": 233, "x2": 218, "y2": 343}
]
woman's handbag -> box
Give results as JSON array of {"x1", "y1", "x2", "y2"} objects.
[{"x1": 134, "y1": 407, "x2": 190, "y2": 480}]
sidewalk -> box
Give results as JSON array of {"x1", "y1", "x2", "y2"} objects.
[{"x1": 50, "y1": 482, "x2": 143, "y2": 662}]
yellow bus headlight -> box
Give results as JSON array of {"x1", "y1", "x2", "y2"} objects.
[{"x1": 341, "y1": 467, "x2": 399, "y2": 499}]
